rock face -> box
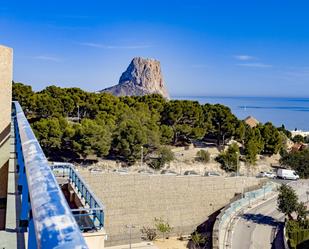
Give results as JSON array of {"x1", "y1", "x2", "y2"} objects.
[{"x1": 101, "y1": 57, "x2": 169, "y2": 98}]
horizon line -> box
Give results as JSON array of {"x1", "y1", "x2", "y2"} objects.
[{"x1": 172, "y1": 95, "x2": 309, "y2": 99}]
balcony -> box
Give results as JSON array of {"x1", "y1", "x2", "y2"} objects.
[{"x1": 0, "y1": 102, "x2": 106, "y2": 249}]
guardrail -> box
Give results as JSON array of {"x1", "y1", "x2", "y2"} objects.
[
  {"x1": 283, "y1": 224, "x2": 290, "y2": 249},
  {"x1": 212, "y1": 181, "x2": 276, "y2": 249},
  {"x1": 13, "y1": 101, "x2": 88, "y2": 249},
  {"x1": 50, "y1": 162, "x2": 104, "y2": 231}
]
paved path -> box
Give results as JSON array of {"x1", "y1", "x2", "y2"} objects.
[
  {"x1": 105, "y1": 242, "x2": 158, "y2": 249},
  {"x1": 231, "y1": 180, "x2": 309, "y2": 249},
  {"x1": 231, "y1": 195, "x2": 282, "y2": 249},
  {"x1": 0, "y1": 127, "x2": 25, "y2": 249}
]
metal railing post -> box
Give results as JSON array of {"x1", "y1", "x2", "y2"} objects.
[
  {"x1": 28, "y1": 211, "x2": 38, "y2": 248},
  {"x1": 16, "y1": 136, "x2": 24, "y2": 190},
  {"x1": 100, "y1": 210, "x2": 104, "y2": 227},
  {"x1": 19, "y1": 174, "x2": 29, "y2": 228}
]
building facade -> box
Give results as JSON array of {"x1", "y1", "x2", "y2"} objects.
[{"x1": 0, "y1": 45, "x2": 13, "y2": 228}]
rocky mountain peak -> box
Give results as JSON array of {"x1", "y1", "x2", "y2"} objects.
[{"x1": 100, "y1": 57, "x2": 169, "y2": 98}]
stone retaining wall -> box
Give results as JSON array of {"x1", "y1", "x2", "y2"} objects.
[{"x1": 79, "y1": 171, "x2": 262, "y2": 246}]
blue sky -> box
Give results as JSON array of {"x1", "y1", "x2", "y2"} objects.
[{"x1": 1, "y1": 0, "x2": 309, "y2": 97}]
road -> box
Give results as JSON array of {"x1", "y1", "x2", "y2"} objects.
[{"x1": 230, "y1": 180, "x2": 309, "y2": 249}]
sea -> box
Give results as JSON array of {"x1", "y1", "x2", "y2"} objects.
[{"x1": 172, "y1": 96, "x2": 309, "y2": 131}]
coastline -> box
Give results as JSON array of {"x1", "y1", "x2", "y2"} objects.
[{"x1": 172, "y1": 96, "x2": 309, "y2": 131}]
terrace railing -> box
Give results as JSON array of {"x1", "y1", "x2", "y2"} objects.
[
  {"x1": 50, "y1": 162, "x2": 104, "y2": 231},
  {"x1": 13, "y1": 101, "x2": 88, "y2": 249}
]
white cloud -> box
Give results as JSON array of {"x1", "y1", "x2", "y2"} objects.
[
  {"x1": 32, "y1": 56, "x2": 61, "y2": 62},
  {"x1": 234, "y1": 55, "x2": 256, "y2": 61},
  {"x1": 237, "y1": 63, "x2": 272, "y2": 68},
  {"x1": 284, "y1": 67, "x2": 309, "y2": 78},
  {"x1": 79, "y1": 42, "x2": 152, "y2": 49}
]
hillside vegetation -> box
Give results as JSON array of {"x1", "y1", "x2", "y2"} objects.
[{"x1": 13, "y1": 82, "x2": 287, "y2": 169}]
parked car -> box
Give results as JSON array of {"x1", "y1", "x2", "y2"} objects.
[
  {"x1": 89, "y1": 168, "x2": 103, "y2": 174},
  {"x1": 161, "y1": 170, "x2": 178, "y2": 176},
  {"x1": 112, "y1": 168, "x2": 129, "y2": 175},
  {"x1": 257, "y1": 171, "x2": 276, "y2": 179},
  {"x1": 204, "y1": 171, "x2": 221, "y2": 177},
  {"x1": 184, "y1": 170, "x2": 200, "y2": 176},
  {"x1": 230, "y1": 172, "x2": 244, "y2": 177},
  {"x1": 277, "y1": 169, "x2": 299, "y2": 180},
  {"x1": 137, "y1": 169, "x2": 154, "y2": 175}
]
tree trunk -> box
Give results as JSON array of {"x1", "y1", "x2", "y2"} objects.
[
  {"x1": 288, "y1": 213, "x2": 293, "y2": 220},
  {"x1": 173, "y1": 130, "x2": 178, "y2": 144}
]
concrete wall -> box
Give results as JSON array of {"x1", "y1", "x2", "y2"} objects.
[
  {"x1": 0, "y1": 45, "x2": 13, "y2": 136},
  {"x1": 0, "y1": 45, "x2": 13, "y2": 172},
  {"x1": 83, "y1": 230, "x2": 106, "y2": 249},
  {"x1": 79, "y1": 172, "x2": 262, "y2": 246},
  {"x1": 60, "y1": 182, "x2": 107, "y2": 249},
  {"x1": 0, "y1": 45, "x2": 13, "y2": 229}
]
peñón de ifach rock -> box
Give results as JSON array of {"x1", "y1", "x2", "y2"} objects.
[{"x1": 100, "y1": 57, "x2": 169, "y2": 98}]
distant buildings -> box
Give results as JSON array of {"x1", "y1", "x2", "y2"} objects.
[
  {"x1": 290, "y1": 143, "x2": 307, "y2": 153},
  {"x1": 291, "y1": 130, "x2": 309, "y2": 137},
  {"x1": 244, "y1": 116, "x2": 259, "y2": 128}
]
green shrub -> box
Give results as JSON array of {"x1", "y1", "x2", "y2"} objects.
[
  {"x1": 216, "y1": 143, "x2": 239, "y2": 172},
  {"x1": 195, "y1": 150, "x2": 210, "y2": 163},
  {"x1": 149, "y1": 147, "x2": 174, "y2": 170},
  {"x1": 286, "y1": 220, "x2": 309, "y2": 249},
  {"x1": 280, "y1": 148, "x2": 309, "y2": 178},
  {"x1": 154, "y1": 217, "x2": 173, "y2": 240},
  {"x1": 292, "y1": 135, "x2": 305, "y2": 143},
  {"x1": 140, "y1": 226, "x2": 157, "y2": 241},
  {"x1": 191, "y1": 231, "x2": 208, "y2": 249}
]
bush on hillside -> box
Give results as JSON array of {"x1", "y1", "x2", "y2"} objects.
[
  {"x1": 149, "y1": 147, "x2": 174, "y2": 170},
  {"x1": 216, "y1": 143, "x2": 239, "y2": 172},
  {"x1": 292, "y1": 134, "x2": 305, "y2": 143},
  {"x1": 286, "y1": 220, "x2": 309, "y2": 249},
  {"x1": 195, "y1": 150, "x2": 210, "y2": 163},
  {"x1": 280, "y1": 149, "x2": 309, "y2": 178}
]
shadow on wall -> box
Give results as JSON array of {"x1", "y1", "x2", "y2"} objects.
[
  {"x1": 192, "y1": 208, "x2": 223, "y2": 249},
  {"x1": 271, "y1": 222, "x2": 284, "y2": 249}
]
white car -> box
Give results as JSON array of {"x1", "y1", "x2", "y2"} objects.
[
  {"x1": 184, "y1": 170, "x2": 200, "y2": 176},
  {"x1": 112, "y1": 168, "x2": 129, "y2": 175},
  {"x1": 161, "y1": 170, "x2": 178, "y2": 176},
  {"x1": 137, "y1": 169, "x2": 154, "y2": 175},
  {"x1": 89, "y1": 168, "x2": 103, "y2": 174},
  {"x1": 204, "y1": 171, "x2": 221, "y2": 177},
  {"x1": 258, "y1": 171, "x2": 275, "y2": 179}
]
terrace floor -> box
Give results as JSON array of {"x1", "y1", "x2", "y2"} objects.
[{"x1": 0, "y1": 124, "x2": 25, "y2": 249}]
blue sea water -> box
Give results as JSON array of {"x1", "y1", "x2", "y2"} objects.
[{"x1": 172, "y1": 96, "x2": 309, "y2": 131}]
